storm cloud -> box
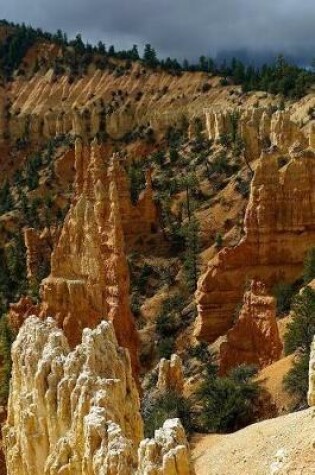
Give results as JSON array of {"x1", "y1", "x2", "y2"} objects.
[{"x1": 1, "y1": 0, "x2": 315, "y2": 63}]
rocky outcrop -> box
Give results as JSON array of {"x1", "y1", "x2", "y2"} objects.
[
  {"x1": 205, "y1": 107, "x2": 307, "y2": 159},
  {"x1": 0, "y1": 68, "x2": 229, "y2": 144},
  {"x1": 8, "y1": 296, "x2": 39, "y2": 333},
  {"x1": 3, "y1": 317, "x2": 143, "y2": 475},
  {"x1": 157, "y1": 354, "x2": 184, "y2": 394},
  {"x1": 196, "y1": 142, "x2": 315, "y2": 343},
  {"x1": 219, "y1": 280, "x2": 282, "y2": 374},
  {"x1": 3, "y1": 317, "x2": 193, "y2": 475},
  {"x1": 24, "y1": 226, "x2": 60, "y2": 285},
  {"x1": 138, "y1": 419, "x2": 192, "y2": 475},
  {"x1": 308, "y1": 335, "x2": 315, "y2": 407},
  {"x1": 40, "y1": 139, "x2": 140, "y2": 375}
]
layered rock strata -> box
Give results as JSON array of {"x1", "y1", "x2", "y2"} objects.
[
  {"x1": 40, "y1": 138, "x2": 140, "y2": 375},
  {"x1": 3, "y1": 317, "x2": 193, "y2": 475},
  {"x1": 219, "y1": 280, "x2": 282, "y2": 374},
  {"x1": 205, "y1": 107, "x2": 307, "y2": 158},
  {"x1": 196, "y1": 142, "x2": 315, "y2": 343},
  {"x1": 157, "y1": 354, "x2": 184, "y2": 394}
]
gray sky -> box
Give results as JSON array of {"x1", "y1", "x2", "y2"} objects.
[{"x1": 1, "y1": 0, "x2": 315, "y2": 63}]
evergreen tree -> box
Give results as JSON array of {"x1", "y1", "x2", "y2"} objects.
[
  {"x1": 284, "y1": 287, "x2": 315, "y2": 407},
  {"x1": 183, "y1": 217, "x2": 200, "y2": 293},
  {"x1": 198, "y1": 364, "x2": 259, "y2": 433},
  {"x1": 0, "y1": 181, "x2": 14, "y2": 213},
  {"x1": 130, "y1": 45, "x2": 139, "y2": 61},
  {"x1": 304, "y1": 247, "x2": 315, "y2": 284},
  {"x1": 143, "y1": 44, "x2": 158, "y2": 68}
]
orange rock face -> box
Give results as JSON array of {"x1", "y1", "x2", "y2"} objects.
[
  {"x1": 40, "y1": 138, "x2": 140, "y2": 376},
  {"x1": 219, "y1": 280, "x2": 282, "y2": 375},
  {"x1": 8, "y1": 296, "x2": 39, "y2": 333},
  {"x1": 196, "y1": 143, "x2": 315, "y2": 343},
  {"x1": 24, "y1": 226, "x2": 60, "y2": 284}
]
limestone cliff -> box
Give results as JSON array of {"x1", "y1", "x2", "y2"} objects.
[
  {"x1": 219, "y1": 280, "x2": 282, "y2": 374},
  {"x1": 196, "y1": 142, "x2": 315, "y2": 343},
  {"x1": 3, "y1": 317, "x2": 193, "y2": 475}
]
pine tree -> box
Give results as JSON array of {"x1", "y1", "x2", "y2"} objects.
[
  {"x1": 304, "y1": 247, "x2": 315, "y2": 284},
  {"x1": 143, "y1": 44, "x2": 158, "y2": 68},
  {"x1": 183, "y1": 217, "x2": 200, "y2": 293}
]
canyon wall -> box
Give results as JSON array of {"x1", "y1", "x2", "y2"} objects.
[
  {"x1": 205, "y1": 107, "x2": 308, "y2": 159},
  {"x1": 3, "y1": 317, "x2": 192, "y2": 475},
  {"x1": 196, "y1": 142, "x2": 315, "y2": 343},
  {"x1": 0, "y1": 69, "x2": 227, "y2": 144}
]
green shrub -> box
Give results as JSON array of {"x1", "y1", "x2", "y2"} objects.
[
  {"x1": 214, "y1": 232, "x2": 223, "y2": 249},
  {"x1": 156, "y1": 295, "x2": 183, "y2": 357},
  {"x1": 0, "y1": 317, "x2": 14, "y2": 404},
  {"x1": 283, "y1": 352, "x2": 309, "y2": 408},
  {"x1": 283, "y1": 287, "x2": 315, "y2": 406},
  {"x1": 186, "y1": 342, "x2": 212, "y2": 363},
  {"x1": 284, "y1": 287, "x2": 315, "y2": 355},
  {"x1": 273, "y1": 282, "x2": 295, "y2": 316},
  {"x1": 142, "y1": 391, "x2": 192, "y2": 438},
  {"x1": 235, "y1": 175, "x2": 250, "y2": 198},
  {"x1": 304, "y1": 247, "x2": 315, "y2": 284},
  {"x1": 127, "y1": 161, "x2": 146, "y2": 204},
  {"x1": 157, "y1": 336, "x2": 175, "y2": 359},
  {"x1": 198, "y1": 364, "x2": 259, "y2": 433}
]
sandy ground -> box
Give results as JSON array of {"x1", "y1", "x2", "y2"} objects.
[{"x1": 191, "y1": 408, "x2": 315, "y2": 475}]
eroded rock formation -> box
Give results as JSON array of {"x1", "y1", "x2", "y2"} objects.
[
  {"x1": 24, "y1": 226, "x2": 60, "y2": 284},
  {"x1": 205, "y1": 107, "x2": 307, "y2": 159},
  {"x1": 196, "y1": 142, "x2": 315, "y2": 343},
  {"x1": 8, "y1": 296, "x2": 39, "y2": 333},
  {"x1": 138, "y1": 419, "x2": 192, "y2": 475},
  {"x1": 157, "y1": 354, "x2": 184, "y2": 394},
  {"x1": 3, "y1": 317, "x2": 193, "y2": 475},
  {"x1": 3, "y1": 317, "x2": 143, "y2": 475},
  {"x1": 219, "y1": 280, "x2": 282, "y2": 374},
  {"x1": 308, "y1": 335, "x2": 315, "y2": 407},
  {"x1": 40, "y1": 138, "x2": 140, "y2": 375}
]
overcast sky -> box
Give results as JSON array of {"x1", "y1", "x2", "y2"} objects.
[{"x1": 1, "y1": 0, "x2": 314, "y2": 63}]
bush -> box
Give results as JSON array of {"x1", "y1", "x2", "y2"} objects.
[
  {"x1": 273, "y1": 282, "x2": 295, "y2": 316},
  {"x1": 156, "y1": 295, "x2": 184, "y2": 358},
  {"x1": 284, "y1": 287, "x2": 315, "y2": 355},
  {"x1": 283, "y1": 352, "x2": 309, "y2": 408},
  {"x1": 186, "y1": 342, "x2": 212, "y2": 363},
  {"x1": 214, "y1": 232, "x2": 223, "y2": 249},
  {"x1": 304, "y1": 247, "x2": 315, "y2": 284},
  {"x1": 283, "y1": 287, "x2": 315, "y2": 406},
  {"x1": 198, "y1": 364, "x2": 259, "y2": 433},
  {"x1": 235, "y1": 175, "x2": 250, "y2": 198},
  {"x1": 157, "y1": 336, "x2": 175, "y2": 359},
  {"x1": 0, "y1": 317, "x2": 14, "y2": 404},
  {"x1": 142, "y1": 391, "x2": 192, "y2": 438}
]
